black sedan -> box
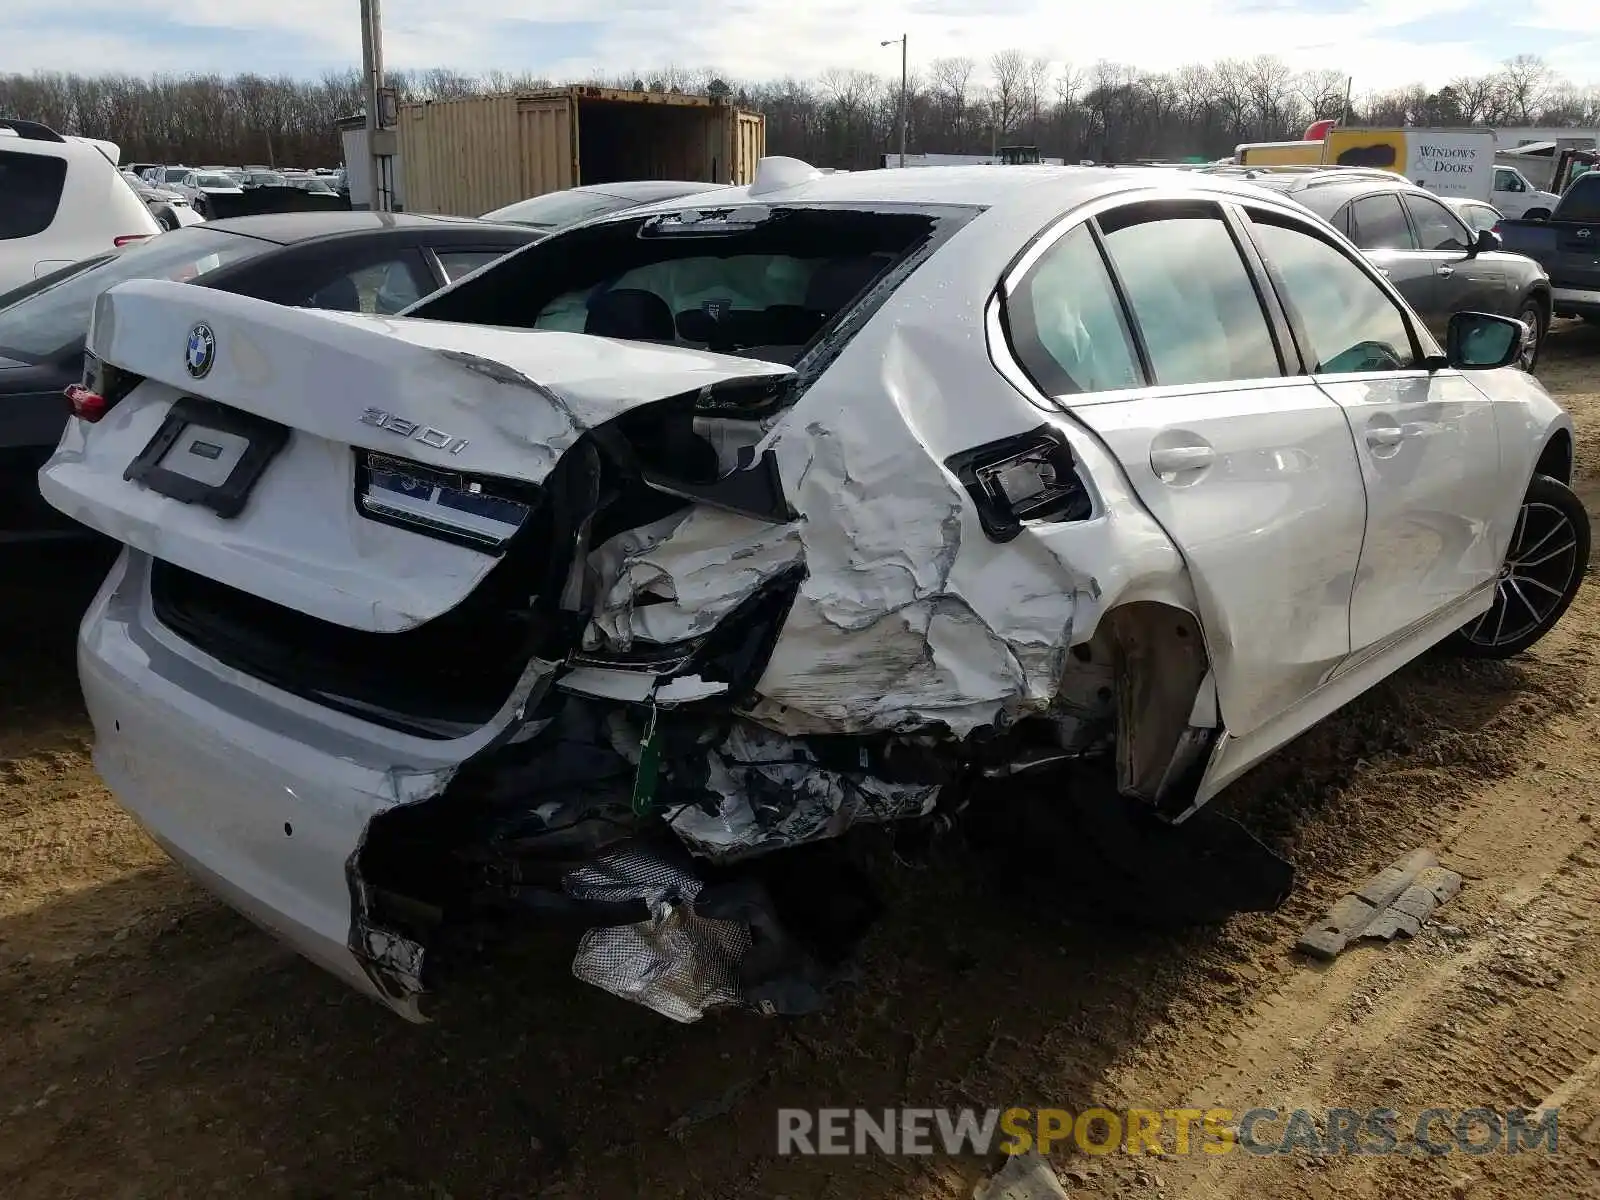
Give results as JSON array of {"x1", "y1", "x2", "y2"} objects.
[{"x1": 0, "y1": 211, "x2": 537, "y2": 542}]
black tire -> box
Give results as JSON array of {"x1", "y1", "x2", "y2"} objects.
[
  {"x1": 154, "y1": 206, "x2": 178, "y2": 232},
  {"x1": 1451, "y1": 474, "x2": 1589, "y2": 658},
  {"x1": 1516, "y1": 297, "x2": 1546, "y2": 371}
]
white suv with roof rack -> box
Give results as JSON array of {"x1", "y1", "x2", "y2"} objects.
[{"x1": 0, "y1": 119, "x2": 160, "y2": 296}]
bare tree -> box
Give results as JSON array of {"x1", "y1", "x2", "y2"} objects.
[
  {"x1": 988, "y1": 49, "x2": 1028, "y2": 138},
  {"x1": 1, "y1": 52, "x2": 1590, "y2": 175},
  {"x1": 1495, "y1": 54, "x2": 1553, "y2": 124}
]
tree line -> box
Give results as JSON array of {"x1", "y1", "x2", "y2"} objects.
[{"x1": 2, "y1": 53, "x2": 1596, "y2": 172}]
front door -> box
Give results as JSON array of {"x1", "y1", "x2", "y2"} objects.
[
  {"x1": 1403, "y1": 191, "x2": 1509, "y2": 322},
  {"x1": 1239, "y1": 205, "x2": 1504, "y2": 653}
]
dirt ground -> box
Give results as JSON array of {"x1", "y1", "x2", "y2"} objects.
[{"x1": 4, "y1": 326, "x2": 1600, "y2": 1200}]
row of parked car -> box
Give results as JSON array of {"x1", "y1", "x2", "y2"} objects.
[
  {"x1": 127, "y1": 163, "x2": 346, "y2": 220},
  {"x1": 4, "y1": 134, "x2": 1589, "y2": 1026}
]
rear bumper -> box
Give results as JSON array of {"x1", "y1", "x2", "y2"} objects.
[
  {"x1": 1552, "y1": 286, "x2": 1600, "y2": 318},
  {"x1": 78, "y1": 551, "x2": 461, "y2": 1017}
]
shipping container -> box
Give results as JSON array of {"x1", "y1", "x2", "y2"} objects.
[{"x1": 396, "y1": 87, "x2": 765, "y2": 217}]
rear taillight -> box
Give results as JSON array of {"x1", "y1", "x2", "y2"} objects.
[
  {"x1": 113, "y1": 234, "x2": 152, "y2": 248},
  {"x1": 67, "y1": 354, "x2": 144, "y2": 423},
  {"x1": 65, "y1": 384, "x2": 109, "y2": 422},
  {"x1": 1492, "y1": 223, "x2": 1502, "y2": 235}
]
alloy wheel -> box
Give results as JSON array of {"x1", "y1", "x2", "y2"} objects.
[{"x1": 1461, "y1": 499, "x2": 1581, "y2": 648}]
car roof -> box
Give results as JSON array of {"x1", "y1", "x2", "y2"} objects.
[
  {"x1": 604, "y1": 163, "x2": 1323, "y2": 224},
  {"x1": 202, "y1": 210, "x2": 533, "y2": 244}
]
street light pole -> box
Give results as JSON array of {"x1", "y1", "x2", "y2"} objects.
[
  {"x1": 359, "y1": 0, "x2": 391, "y2": 211},
  {"x1": 880, "y1": 34, "x2": 907, "y2": 168}
]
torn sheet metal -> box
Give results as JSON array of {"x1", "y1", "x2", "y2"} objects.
[
  {"x1": 1297, "y1": 848, "x2": 1464, "y2": 959},
  {"x1": 566, "y1": 846, "x2": 751, "y2": 1022},
  {"x1": 584, "y1": 508, "x2": 805, "y2": 652},
  {"x1": 666, "y1": 722, "x2": 939, "y2": 859}
]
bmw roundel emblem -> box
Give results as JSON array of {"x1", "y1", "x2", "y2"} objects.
[{"x1": 185, "y1": 322, "x2": 216, "y2": 379}]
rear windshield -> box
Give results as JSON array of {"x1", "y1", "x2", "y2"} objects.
[
  {"x1": 1557, "y1": 175, "x2": 1600, "y2": 222},
  {"x1": 0, "y1": 227, "x2": 271, "y2": 361},
  {"x1": 480, "y1": 189, "x2": 634, "y2": 230},
  {"x1": 197, "y1": 173, "x2": 238, "y2": 189},
  {"x1": 410, "y1": 204, "x2": 968, "y2": 366},
  {"x1": 0, "y1": 150, "x2": 69, "y2": 241}
]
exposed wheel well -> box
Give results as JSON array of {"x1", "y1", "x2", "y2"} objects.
[
  {"x1": 1522, "y1": 208, "x2": 1551, "y2": 221},
  {"x1": 1081, "y1": 601, "x2": 1215, "y2": 809},
  {"x1": 1535, "y1": 428, "x2": 1573, "y2": 485}
]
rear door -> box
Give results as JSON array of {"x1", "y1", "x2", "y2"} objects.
[
  {"x1": 1239, "y1": 204, "x2": 1505, "y2": 656},
  {"x1": 1402, "y1": 190, "x2": 1509, "y2": 320},
  {"x1": 1006, "y1": 198, "x2": 1368, "y2": 738},
  {"x1": 1344, "y1": 191, "x2": 1441, "y2": 331}
]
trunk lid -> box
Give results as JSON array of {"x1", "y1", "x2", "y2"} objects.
[{"x1": 40, "y1": 278, "x2": 793, "y2": 632}]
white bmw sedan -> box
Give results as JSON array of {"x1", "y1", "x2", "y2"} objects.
[{"x1": 40, "y1": 160, "x2": 1587, "y2": 1023}]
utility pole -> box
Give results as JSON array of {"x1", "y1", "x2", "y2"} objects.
[
  {"x1": 881, "y1": 35, "x2": 908, "y2": 168},
  {"x1": 359, "y1": 0, "x2": 395, "y2": 211}
]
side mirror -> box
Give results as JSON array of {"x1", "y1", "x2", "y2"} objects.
[
  {"x1": 1446, "y1": 311, "x2": 1526, "y2": 370},
  {"x1": 1472, "y1": 228, "x2": 1501, "y2": 255}
]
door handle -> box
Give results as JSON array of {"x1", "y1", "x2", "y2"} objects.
[
  {"x1": 1435, "y1": 265, "x2": 1455, "y2": 277},
  {"x1": 1150, "y1": 445, "x2": 1215, "y2": 476},
  {"x1": 1365, "y1": 426, "x2": 1406, "y2": 448}
]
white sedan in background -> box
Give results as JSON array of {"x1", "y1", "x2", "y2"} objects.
[
  {"x1": 41, "y1": 159, "x2": 1589, "y2": 1026},
  {"x1": 174, "y1": 170, "x2": 244, "y2": 216}
]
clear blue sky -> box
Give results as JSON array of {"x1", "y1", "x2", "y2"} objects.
[{"x1": 3, "y1": 0, "x2": 1597, "y2": 93}]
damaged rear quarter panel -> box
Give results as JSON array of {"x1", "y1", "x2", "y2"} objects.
[{"x1": 728, "y1": 201, "x2": 1198, "y2": 738}]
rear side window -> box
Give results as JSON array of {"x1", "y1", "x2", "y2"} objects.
[
  {"x1": 1098, "y1": 204, "x2": 1281, "y2": 387},
  {"x1": 1346, "y1": 194, "x2": 1414, "y2": 250},
  {"x1": 1006, "y1": 223, "x2": 1142, "y2": 395},
  {"x1": 0, "y1": 151, "x2": 68, "y2": 240},
  {"x1": 411, "y1": 206, "x2": 966, "y2": 367}
]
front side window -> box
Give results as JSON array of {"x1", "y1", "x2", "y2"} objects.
[
  {"x1": 1006, "y1": 222, "x2": 1142, "y2": 395},
  {"x1": 1098, "y1": 204, "x2": 1281, "y2": 387},
  {"x1": 1404, "y1": 194, "x2": 1470, "y2": 252},
  {"x1": 1458, "y1": 204, "x2": 1500, "y2": 234},
  {"x1": 1556, "y1": 175, "x2": 1600, "y2": 221},
  {"x1": 1494, "y1": 169, "x2": 1526, "y2": 193},
  {"x1": 1248, "y1": 212, "x2": 1418, "y2": 374},
  {"x1": 1346, "y1": 193, "x2": 1415, "y2": 251},
  {"x1": 413, "y1": 205, "x2": 964, "y2": 366},
  {"x1": 0, "y1": 151, "x2": 68, "y2": 240},
  {"x1": 0, "y1": 226, "x2": 271, "y2": 360}
]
